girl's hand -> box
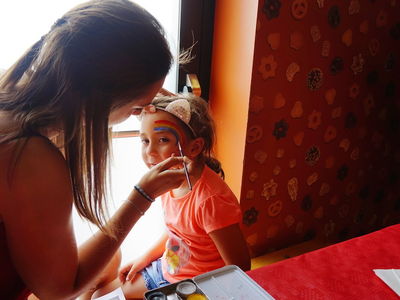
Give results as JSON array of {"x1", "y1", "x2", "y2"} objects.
[
  {"x1": 119, "y1": 257, "x2": 150, "y2": 283},
  {"x1": 118, "y1": 262, "x2": 133, "y2": 283},
  {"x1": 137, "y1": 156, "x2": 192, "y2": 199}
]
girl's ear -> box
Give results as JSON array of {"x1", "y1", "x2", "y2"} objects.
[{"x1": 187, "y1": 137, "x2": 205, "y2": 158}]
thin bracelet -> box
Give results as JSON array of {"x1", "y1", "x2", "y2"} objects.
[
  {"x1": 126, "y1": 199, "x2": 144, "y2": 216},
  {"x1": 134, "y1": 185, "x2": 155, "y2": 203}
]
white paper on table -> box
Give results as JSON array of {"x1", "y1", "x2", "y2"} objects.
[
  {"x1": 92, "y1": 287, "x2": 126, "y2": 300},
  {"x1": 373, "y1": 269, "x2": 400, "y2": 296}
]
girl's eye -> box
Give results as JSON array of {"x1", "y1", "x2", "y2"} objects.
[
  {"x1": 159, "y1": 137, "x2": 170, "y2": 143},
  {"x1": 141, "y1": 138, "x2": 149, "y2": 145}
]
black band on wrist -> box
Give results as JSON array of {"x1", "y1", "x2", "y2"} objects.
[{"x1": 134, "y1": 185, "x2": 155, "y2": 203}]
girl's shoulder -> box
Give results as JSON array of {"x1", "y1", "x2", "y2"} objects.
[
  {"x1": 198, "y1": 166, "x2": 228, "y2": 189},
  {"x1": 195, "y1": 166, "x2": 237, "y2": 201}
]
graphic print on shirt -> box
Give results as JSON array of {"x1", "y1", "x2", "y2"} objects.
[{"x1": 163, "y1": 230, "x2": 190, "y2": 275}]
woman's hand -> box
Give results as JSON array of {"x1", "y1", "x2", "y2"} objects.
[{"x1": 136, "y1": 155, "x2": 192, "y2": 199}]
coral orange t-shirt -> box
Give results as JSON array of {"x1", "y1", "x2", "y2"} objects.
[{"x1": 160, "y1": 166, "x2": 242, "y2": 283}]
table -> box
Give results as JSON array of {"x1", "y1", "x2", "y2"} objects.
[{"x1": 247, "y1": 224, "x2": 400, "y2": 299}]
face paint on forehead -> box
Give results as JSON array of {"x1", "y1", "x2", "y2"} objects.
[{"x1": 153, "y1": 119, "x2": 185, "y2": 145}]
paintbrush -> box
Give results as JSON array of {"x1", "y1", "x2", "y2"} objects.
[
  {"x1": 153, "y1": 121, "x2": 192, "y2": 190},
  {"x1": 177, "y1": 140, "x2": 192, "y2": 190}
]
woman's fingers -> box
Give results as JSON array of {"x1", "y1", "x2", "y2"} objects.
[
  {"x1": 154, "y1": 155, "x2": 184, "y2": 171},
  {"x1": 155, "y1": 155, "x2": 193, "y2": 172},
  {"x1": 183, "y1": 156, "x2": 193, "y2": 172},
  {"x1": 138, "y1": 156, "x2": 194, "y2": 199}
]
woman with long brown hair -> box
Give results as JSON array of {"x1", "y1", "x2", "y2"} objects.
[{"x1": 0, "y1": 1, "x2": 189, "y2": 299}]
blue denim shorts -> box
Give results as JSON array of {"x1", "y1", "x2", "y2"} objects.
[{"x1": 141, "y1": 259, "x2": 170, "y2": 290}]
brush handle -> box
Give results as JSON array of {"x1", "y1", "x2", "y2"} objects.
[{"x1": 178, "y1": 141, "x2": 192, "y2": 190}]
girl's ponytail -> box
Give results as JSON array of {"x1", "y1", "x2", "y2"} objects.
[{"x1": 205, "y1": 157, "x2": 225, "y2": 179}]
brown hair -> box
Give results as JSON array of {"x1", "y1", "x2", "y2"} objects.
[
  {"x1": 0, "y1": 0, "x2": 172, "y2": 230},
  {"x1": 151, "y1": 94, "x2": 225, "y2": 179}
]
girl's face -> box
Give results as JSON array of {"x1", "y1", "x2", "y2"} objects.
[
  {"x1": 109, "y1": 78, "x2": 165, "y2": 126},
  {"x1": 140, "y1": 110, "x2": 188, "y2": 168}
]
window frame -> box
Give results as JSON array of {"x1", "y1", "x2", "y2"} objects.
[{"x1": 177, "y1": 0, "x2": 216, "y2": 100}]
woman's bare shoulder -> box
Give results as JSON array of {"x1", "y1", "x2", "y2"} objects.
[
  {"x1": 3, "y1": 136, "x2": 70, "y2": 193},
  {"x1": 15, "y1": 135, "x2": 67, "y2": 177},
  {"x1": 1, "y1": 135, "x2": 64, "y2": 168},
  {"x1": 0, "y1": 135, "x2": 72, "y2": 220},
  {"x1": 22, "y1": 135, "x2": 64, "y2": 160},
  {"x1": 1, "y1": 134, "x2": 62, "y2": 169}
]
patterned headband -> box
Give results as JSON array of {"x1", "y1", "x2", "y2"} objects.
[{"x1": 141, "y1": 98, "x2": 196, "y2": 137}]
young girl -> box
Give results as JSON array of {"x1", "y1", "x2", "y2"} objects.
[{"x1": 93, "y1": 94, "x2": 250, "y2": 299}]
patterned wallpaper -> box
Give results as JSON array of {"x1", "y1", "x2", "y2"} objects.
[{"x1": 240, "y1": 0, "x2": 400, "y2": 256}]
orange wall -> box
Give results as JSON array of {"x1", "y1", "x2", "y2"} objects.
[
  {"x1": 210, "y1": 0, "x2": 400, "y2": 257},
  {"x1": 209, "y1": 0, "x2": 258, "y2": 199}
]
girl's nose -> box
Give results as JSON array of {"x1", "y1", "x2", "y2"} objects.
[{"x1": 146, "y1": 142, "x2": 158, "y2": 156}]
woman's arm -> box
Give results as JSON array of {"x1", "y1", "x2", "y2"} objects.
[
  {"x1": 209, "y1": 223, "x2": 251, "y2": 271},
  {"x1": 2, "y1": 137, "x2": 186, "y2": 299}
]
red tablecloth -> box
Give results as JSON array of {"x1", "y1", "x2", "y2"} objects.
[{"x1": 247, "y1": 224, "x2": 400, "y2": 299}]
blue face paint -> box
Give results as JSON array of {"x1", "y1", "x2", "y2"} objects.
[{"x1": 154, "y1": 127, "x2": 180, "y2": 145}]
